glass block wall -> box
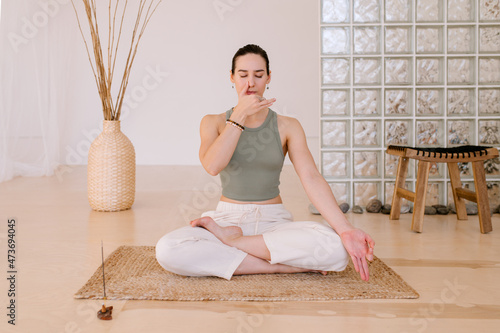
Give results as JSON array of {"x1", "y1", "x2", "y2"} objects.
[{"x1": 320, "y1": 0, "x2": 500, "y2": 208}]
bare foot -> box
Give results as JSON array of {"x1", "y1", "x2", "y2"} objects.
[{"x1": 191, "y1": 216, "x2": 243, "y2": 246}]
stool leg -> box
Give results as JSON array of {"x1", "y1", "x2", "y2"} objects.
[
  {"x1": 390, "y1": 157, "x2": 410, "y2": 220},
  {"x1": 447, "y1": 162, "x2": 468, "y2": 220},
  {"x1": 472, "y1": 161, "x2": 493, "y2": 234},
  {"x1": 412, "y1": 160, "x2": 431, "y2": 233}
]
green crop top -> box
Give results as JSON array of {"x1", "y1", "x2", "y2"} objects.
[{"x1": 220, "y1": 109, "x2": 285, "y2": 201}]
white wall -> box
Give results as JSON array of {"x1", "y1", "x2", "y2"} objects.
[{"x1": 62, "y1": 0, "x2": 320, "y2": 165}]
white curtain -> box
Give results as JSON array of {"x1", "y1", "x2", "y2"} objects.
[{"x1": 0, "y1": 0, "x2": 75, "y2": 183}]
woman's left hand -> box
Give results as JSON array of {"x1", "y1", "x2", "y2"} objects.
[{"x1": 339, "y1": 229, "x2": 375, "y2": 281}]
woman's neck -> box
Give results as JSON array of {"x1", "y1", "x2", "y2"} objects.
[{"x1": 243, "y1": 108, "x2": 269, "y2": 128}]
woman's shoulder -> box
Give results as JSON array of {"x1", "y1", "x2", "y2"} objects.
[
  {"x1": 275, "y1": 113, "x2": 303, "y2": 133},
  {"x1": 200, "y1": 112, "x2": 227, "y2": 133},
  {"x1": 201, "y1": 112, "x2": 227, "y2": 123}
]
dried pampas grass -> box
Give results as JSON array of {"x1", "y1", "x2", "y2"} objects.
[{"x1": 71, "y1": 0, "x2": 162, "y2": 120}]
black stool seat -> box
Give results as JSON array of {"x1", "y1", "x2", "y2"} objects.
[{"x1": 388, "y1": 145, "x2": 494, "y2": 160}]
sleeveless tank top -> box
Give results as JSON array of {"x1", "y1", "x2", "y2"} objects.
[{"x1": 220, "y1": 109, "x2": 285, "y2": 201}]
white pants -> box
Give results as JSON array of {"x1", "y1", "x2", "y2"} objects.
[{"x1": 156, "y1": 201, "x2": 349, "y2": 280}]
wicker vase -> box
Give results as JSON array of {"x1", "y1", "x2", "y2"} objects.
[{"x1": 87, "y1": 120, "x2": 135, "y2": 211}]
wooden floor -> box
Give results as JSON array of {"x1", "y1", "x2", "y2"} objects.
[{"x1": 1, "y1": 165, "x2": 499, "y2": 333}]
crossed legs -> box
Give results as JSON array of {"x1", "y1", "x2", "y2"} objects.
[{"x1": 190, "y1": 216, "x2": 326, "y2": 275}]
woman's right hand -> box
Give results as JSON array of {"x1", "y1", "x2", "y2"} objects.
[{"x1": 232, "y1": 82, "x2": 276, "y2": 121}]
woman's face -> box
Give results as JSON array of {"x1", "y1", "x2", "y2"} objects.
[{"x1": 230, "y1": 53, "x2": 271, "y2": 97}]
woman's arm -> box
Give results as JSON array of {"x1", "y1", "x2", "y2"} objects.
[
  {"x1": 199, "y1": 82, "x2": 276, "y2": 176},
  {"x1": 199, "y1": 114, "x2": 243, "y2": 176},
  {"x1": 285, "y1": 117, "x2": 375, "y2": 281}
]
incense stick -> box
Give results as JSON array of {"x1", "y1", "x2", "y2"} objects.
[
  {"x1": 98, "y1": 241, "x2": 113, "y2": 320},
  {"x1": 101, "y1": 240, "x2": 106, "y2": 300}
]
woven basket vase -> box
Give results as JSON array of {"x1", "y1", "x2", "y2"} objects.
[{"x1": 87, "y1": 120, "x2": 135, "y2": 211}]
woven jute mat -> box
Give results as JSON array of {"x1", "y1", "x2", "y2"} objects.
[{"x1": 74, "y1": 245, "x2": 419, "y2": 301}]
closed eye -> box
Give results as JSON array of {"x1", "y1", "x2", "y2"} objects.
[
  {"x1": 240, "y1": 75, "x2": 263, "y2": 79},
  {"x1": 239, "y1": 75, "x2": 263, "y2": 78}
]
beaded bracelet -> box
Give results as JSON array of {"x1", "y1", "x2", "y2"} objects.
[{"x1": 226, "y1": 119, "x2": 245, "y2": 131}]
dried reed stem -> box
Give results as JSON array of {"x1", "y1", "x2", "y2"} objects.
[{"x1": 71, "y1": 0, "x2": 162, "y2": 121}]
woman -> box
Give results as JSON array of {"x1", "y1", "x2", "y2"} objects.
[{"x1": 156, "y1": 44, "x2": 374, "y2": 281}]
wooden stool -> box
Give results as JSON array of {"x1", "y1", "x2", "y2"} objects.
[{"x1": 387, "y1": 145, "x2": 499, "y2": 234}]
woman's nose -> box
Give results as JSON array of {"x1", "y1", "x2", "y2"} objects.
[{"x1": 248, "y1": 79, "x2": 255, "y2": 87}]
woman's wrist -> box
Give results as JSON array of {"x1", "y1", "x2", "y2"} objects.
[
  {"x1": 338, "y1": 224, "x2": 356, "y2": 236},
  {"x1": 230, "y1": 106, "x2": 247, "y2": 125},
  {"x1": 328, "y1": 215, "x2": 355, "y2": 235},
  {"x1": 226, "y1": 119, "x2": 245, "y2": 131}
]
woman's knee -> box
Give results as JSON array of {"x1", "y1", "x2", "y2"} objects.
[
  {"x1": 302, "y1": 244, "x2": 349, "y2": 271},
  {"x1": 328, "y1": 248, "x2": 350, "y2": 271},
  {"x1": 317, "y1": 234, "x2": 349, "y2": 270},
  {"x1": 155, "y1": 233, "x2": 180, "y2": 270},
  {"x1": 156, "y1": 227, "x2": 201, "y2": 270},
  {"x1": 299, "y1": 231, "x2": 349, "y2": 271}
]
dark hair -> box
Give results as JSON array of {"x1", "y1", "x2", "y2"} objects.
[{"x1": 231, "y1": 44, "x2": 270, "y2": 75}]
